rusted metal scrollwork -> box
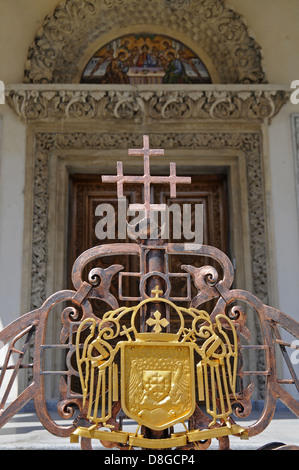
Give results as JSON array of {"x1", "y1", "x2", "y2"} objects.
[{"x1": 0, "y1": 136, "x2": 298, "y2": 450}]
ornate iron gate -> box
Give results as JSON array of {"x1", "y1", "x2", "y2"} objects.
[{"x1": 0, "y1": 136, "x2": 298, "y2": 450}]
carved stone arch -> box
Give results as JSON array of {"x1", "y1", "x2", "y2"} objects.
[{"x1": 24, "y1": 0, "x2": 266, "y2": 84}]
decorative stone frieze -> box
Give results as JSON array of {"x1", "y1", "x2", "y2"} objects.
[
  {"x1": 5, "y1": 85, "x2": 290, "y2": 124},
  {"x1": 23, "y1": 0, "x2": 266, "y2": 85}
]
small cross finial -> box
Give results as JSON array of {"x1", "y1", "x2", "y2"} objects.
[
  {"x1": 128, "y1": 135, "x2": 164, "y2": 159},
  {"x1": 151, "y1": 285, "x2": 164, "y2": 298},
  {"x1": 146, "y1": 310, "x2": 169, "y2": 333}
]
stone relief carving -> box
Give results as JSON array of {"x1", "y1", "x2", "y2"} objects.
[
  {"x1": 23, "y1": 0, "x2": 266, "y2": 84},
  {"x1": 5, "y1": 86, "x2": 289, "y2": 124}
]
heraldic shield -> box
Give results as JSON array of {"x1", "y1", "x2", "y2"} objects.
[
  {"x1": 121, "y1": 342, "x2": 195, "y2": 430},
  {"x1": 72, "y1": 285, "x2": 247, "y2": 448}
]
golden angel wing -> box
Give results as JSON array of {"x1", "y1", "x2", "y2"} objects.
[
  {"x1": 76, "y1": 317, "x2": 97, "y2": 409},
  {"x1": 76, "y1": 317, "x2": 119, "y2": 426},
  {"x1": 197, "y1": 313, "x2": 239, "y2": 425}
]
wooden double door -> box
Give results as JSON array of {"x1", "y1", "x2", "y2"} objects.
[
  {"x1": 69, "y1": 173, "x2": 228, "y2": 256},
  {"x1": 68, "y1": 173, "x2": 229, "y2": 301}
]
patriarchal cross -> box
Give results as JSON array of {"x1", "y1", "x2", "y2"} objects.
[
  {"x1": 102, "y1": 135, "x2": 191, "y2": 326},
  {"x1": 102, "y1": 135, "x2": 191, "y2": 219}
]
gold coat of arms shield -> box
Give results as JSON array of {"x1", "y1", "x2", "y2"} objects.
[{"x1": 121, "y1": 342, "x2": 196, "y2": 430}]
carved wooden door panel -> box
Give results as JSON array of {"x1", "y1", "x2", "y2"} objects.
[
  {"x1": 154, "y1": 175, "x2": 228, "y2": 305},
  {"x1": 68, "y1": 173, "x2": 228, "y2": 302}
]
